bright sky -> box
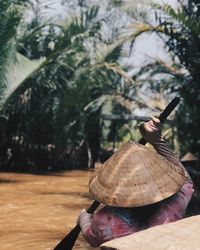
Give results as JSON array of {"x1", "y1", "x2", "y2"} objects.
[
  {"x1": 31, "y1": 0, "x2": 178, "y2": 67},
  {"x1": 122, "y1": 0, "x2": 179, "y2": 67}
]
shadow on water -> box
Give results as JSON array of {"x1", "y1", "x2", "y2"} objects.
[
  {"x1": 40, "y1": 191, "x2": 91, "y2": 198},
  {"x1": 0, "y1": 178, "x2": 20, "y2": 183}
]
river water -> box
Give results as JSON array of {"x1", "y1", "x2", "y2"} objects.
[{"x1": 0, "y1": 170, "x2": 98, "y2": 250}]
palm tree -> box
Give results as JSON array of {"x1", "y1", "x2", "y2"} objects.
[
  {"x1": 0, "y1": 0, "x2": 24, "y2": 108},
  {"x1": 153, "y1": 0, "x2": 200, "y2": 156},
  {"x1": 0, "y1": 0, "x2": 46, "y2": 111},
  {"x1": 0, "y1": 1, "x2": 135, "y2": 169},
  {"x1": 0, "y1": 0, "x2": 177, "y2": 170}
]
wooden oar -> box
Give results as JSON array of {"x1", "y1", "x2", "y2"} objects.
[{"x1": 53, "y1": 96, "x2": 180, "y2": 250}]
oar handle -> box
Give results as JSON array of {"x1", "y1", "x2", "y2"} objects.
[
  {"x1": 138, "y1": 97, "x2": 180, "y2": 145},
  {"x1": 53, "y1": 96, "x2": 180, "y2": 250},
  {"x1": 87, "y1": 200, "x2": 100, "y2": 213}
]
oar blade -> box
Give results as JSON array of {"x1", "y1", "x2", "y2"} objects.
[{"x1": 53, "y1": 225, "x2": 81, "y2": 250}]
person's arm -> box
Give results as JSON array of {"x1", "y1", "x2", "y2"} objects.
[
  {"x1": 139, "y1": 117, "x2": 191, "y2": 181},
  {"x1": 77, "y1": 207, "x2": 134, "y2": 247},
  {"x1": 77, "y1": 209, "x2": 101, "y2": 247},
  {"x1": 77, "y1": 209, "x2": 92, "y2": 234},
  {"x1": 139, "y1": 118, "x2": 194, "y2": 225}
]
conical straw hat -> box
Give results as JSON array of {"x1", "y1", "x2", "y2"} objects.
[
  {"x1": 89, "y1": 141, "x2": 185, "y2": 207},
  {"x1": 181, "y1": 152, "x2": 198, "y2": 162}
]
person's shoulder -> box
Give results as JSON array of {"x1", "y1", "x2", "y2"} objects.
[{"x1": 180, "y1": 179, "x2": 194, "y2": 196}]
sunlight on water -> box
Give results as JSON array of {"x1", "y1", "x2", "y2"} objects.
[{"x1": 0, "y1": 170, "x2": 98, "y2": 250}]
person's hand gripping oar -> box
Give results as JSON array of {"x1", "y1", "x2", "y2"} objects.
[{"x1": 53, "y1": 96, "x2": 180, "y2": 250}]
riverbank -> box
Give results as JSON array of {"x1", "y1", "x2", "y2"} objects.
[{"x1": 0, "y1": 170, "x2": 97, "y2": 250}]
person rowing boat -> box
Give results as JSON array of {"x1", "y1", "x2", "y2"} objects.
[{"x1": 77, "y1": 117, "x2": 194, "y2": 247}]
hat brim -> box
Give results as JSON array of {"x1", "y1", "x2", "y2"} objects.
[{"x1": 89, "y1": 141, "x2": 185, "y2": 207}]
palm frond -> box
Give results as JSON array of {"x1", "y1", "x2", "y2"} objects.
[
  {"x1": 27, "y1": 0, "x2": 57, "y2": 22},
  {"x1": 93, "y1": 62, "x2": 134, "y2": 86},
  {"x1": 0, "y1": 1, "x2": 24, "y2": 91},
  {"x1": 0, "y1": 53, "x2": 45, "y2": 110},
  {"x1": 153, "y1": 3, "x2": 200, "y2": 35}
]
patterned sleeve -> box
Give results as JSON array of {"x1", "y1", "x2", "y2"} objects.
[
  {"x1": 78, "y1": 206, "x2": 135, "y2": 247},
  {"x1": 152, "y1": 138, "x2": 192, "y2": 182},
  {"x1": 78, "y1": 210, "x2": 102, "y2": 247},
  {"x1": 139, "y1": 117, "x2": 192, "y2": 182}
]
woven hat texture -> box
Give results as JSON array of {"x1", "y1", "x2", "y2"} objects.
[{"x1": 89, "y1": 141, "x2": 185, "y2": 207}]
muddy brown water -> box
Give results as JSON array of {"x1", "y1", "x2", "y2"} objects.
[{"x1": 0, "y1": 170, "x2": 99, "y2": 250}]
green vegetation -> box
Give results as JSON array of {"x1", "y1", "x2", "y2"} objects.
[
  {"x1": 153, "y1": 0, "x2": 200, "y2": 156},
  {"x1": 0, "y1": 0, "x2": 199, "y2": 172}
]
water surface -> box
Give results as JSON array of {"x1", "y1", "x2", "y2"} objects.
[{"x1": 0, "y1": 170, "x2": 98, "y2": 250}]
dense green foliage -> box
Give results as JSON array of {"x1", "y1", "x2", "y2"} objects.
[
  {"x1": 154, "y1": 0, "x2": 200, "y2": 155},
  {"x1": 0, "y1": 0, "x2": 199, "y2": 171},
  {"x1": 0, "y1": 0, "x2": 148, "y2": 170},
  {"x1": 0, "y1": 0, "x2": 23, "y2": 103}
]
